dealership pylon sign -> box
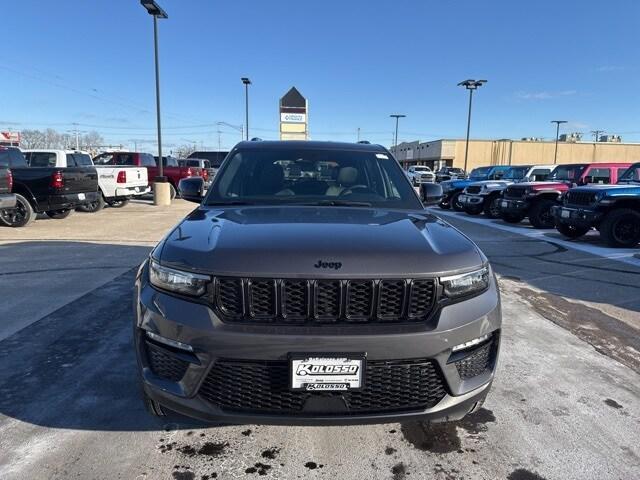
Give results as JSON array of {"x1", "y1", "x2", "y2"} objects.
[{"x1": 279, "y1": 87, "x2": 308, "y2": 141}]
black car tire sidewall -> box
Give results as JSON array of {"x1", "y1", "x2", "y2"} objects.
[{"x1": 0, "y1": 193, "x2": 35, "y2": 227}]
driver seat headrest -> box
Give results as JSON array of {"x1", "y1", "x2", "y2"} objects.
[{"x1": 337, "y1": 167, "x2": 358, "y2": 185}]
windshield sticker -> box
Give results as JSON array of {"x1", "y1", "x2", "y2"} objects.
[{"x1": 376, "y1": 154, "x2": 389, "y2": 159}]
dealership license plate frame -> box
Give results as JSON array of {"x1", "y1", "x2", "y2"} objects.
[{"x1": 289, "y1": 353, "x2": 366, "y2": 392}]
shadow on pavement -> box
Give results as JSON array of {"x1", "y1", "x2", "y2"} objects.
[{"x1": 0, "y1": 241, "x2": 200, "y2": 432}]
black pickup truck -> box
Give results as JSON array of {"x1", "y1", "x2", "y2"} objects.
[{"x1": 0, "y1": 147, "x2": 99, "y2": 227}]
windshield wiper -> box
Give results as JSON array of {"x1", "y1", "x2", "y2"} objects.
[{"x1": 296, "y1": 200, "x2": 373, "y2": 207}]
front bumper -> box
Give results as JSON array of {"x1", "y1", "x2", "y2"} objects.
[
  {"x1": 458, "y1": 194, "x2": 486, "y2": 207},
  {"x1": 551, "y1": 205, "x2": 603, "y2": 227},
  {"x1": 499, "y1": 198, "x2": 530, "y2": 214},
  {"x1": 114, "y1": 185, "x2": 151, "y2": 198},
  {"x1": 0, "y1": 193, "x2": 16, "y2": 209},
  {"x1": 134, "y1": 262, "x2": 502, "y2": 425}
]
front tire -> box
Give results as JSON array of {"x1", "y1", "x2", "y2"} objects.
[
  {"x1": 142, "y1": 388, "x2": 166, "y2": 417},
  {"x1": 483, "y1": 195, "x2": 502, "y2": 219},
  {"x1": 45, "y1": 209, "x2": 72, "y2": 219},
  {"x1": 463, "y1": 205, "x2": 483, "y2": 215},
  {"x1": 599, "y1": 209, "x2": 640, "y2": 248},
  {"x1": 451, "y1": 192, "x2": 465, "y2": 212},
  {"x1": 528, "y1": 199, "x2": 556, "y2": 229},
  {"x1": 555, "y1": 222, "x2": 590, "y2": 239},
  {"x1": 0, "y1": 193, "x2": 35, "y2": 227}
]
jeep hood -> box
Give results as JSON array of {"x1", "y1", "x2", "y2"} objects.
[{"x1": 158, "y1": 206, "x2": 484, "y2": 278}]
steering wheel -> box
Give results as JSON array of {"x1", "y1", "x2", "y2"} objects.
[{"x1": 339, "y1": 185, "x2": 371, "y2": 196}]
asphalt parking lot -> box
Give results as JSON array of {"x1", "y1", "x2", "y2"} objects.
[{"x1": 0, "y1": 202, "x2": 638, "y2": 480}]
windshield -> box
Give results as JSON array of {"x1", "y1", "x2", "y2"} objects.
[
  {"x1": 469, "y1": 167, "x2": 492, "y2": 179},
  {"x1": 502, "y1": 167, "x2": 529, "y2": 180},
  {"x1": 205, "y1": 148, "x2": 422, "y2": 209},
  {"x1": 618, "y1": 164, "x2": 640, "y2": 182},
  {"x1": 414, "y1": 166, "x2": 431, "y2": 172},
  {"x1": 548, "y1": 165, "x2": 586, "y2": 181}
]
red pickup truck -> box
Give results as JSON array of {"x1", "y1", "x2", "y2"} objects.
[
  {"x1": 498, "y1": 162, "x2": 632, "y2": 228},
  {"x1": 93, "y1": 152, "x2": 206, "y2": 198}
]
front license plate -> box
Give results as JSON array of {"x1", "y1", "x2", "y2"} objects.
[
  {"x1": 501, "y1": 200, "x2": 509, "y2": 208},
  {"x1": 78, "y1": 193, "x2": 86, "y2": 200},
  {"x1": 561, "y1": 209, "x2": 570, "y2": 218},
  {"x1": 290, "y1": 355, "x2": 364, "y2": 391}
]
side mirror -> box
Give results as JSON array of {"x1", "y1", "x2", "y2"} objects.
[
  {"x1": 421, "y1": 183, "x2": 443, "y2": 206},
  {"x1": 178, "y1": 177, "x2": 205, "y2": 204}
]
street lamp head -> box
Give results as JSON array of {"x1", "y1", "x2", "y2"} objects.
[
  {"x1": 390, "y1": 114, "x2": 406, "y2": 119},
  {"x1": 241, "y1": 77, "x2": 252, "y2": 85},
  {"x1": 458, "y1": 79, "x2": 487, "y2": 89},
  {"x1": 551, "y1": 120, "x2": 568, "y2": 125},
  {"x1": 140, "y1": 0, "x2": 168, "y2": 18}
]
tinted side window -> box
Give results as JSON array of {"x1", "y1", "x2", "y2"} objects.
[
  {"x1": 94, "y1": 153, "x2": 114, "y2": 165},
  {"x1": 30, "y1": 152, "x2": 57, "y2": 167},
  {"x1": 0, "y1": 150, "x2": 9, "y2": 167},
  {"x1": 116, "y1": 154, "x2": 135, "y2": 166},
  {"x1": 585, "y1": 168, "x2": 611, "y2": 184},
  {"x1": 141, "y1": 154, "x2": 156, "y2": 166},
  {"x1": 9, "y1": 149, "x2": 28, "y2": 167},
  {"x1": 66, "y1": 154, "x2": 78, "y2": 166}
]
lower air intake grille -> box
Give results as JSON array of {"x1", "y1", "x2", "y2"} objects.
[
  {"x1": 199, "y1": 358, "x2": 447, "y2": 415},
  {"x1": 145, "y1": 341, "x2": 190, "y2": 382},
  {"x1": 454, "y1": 339, "x2": 495, "y2": 380}
]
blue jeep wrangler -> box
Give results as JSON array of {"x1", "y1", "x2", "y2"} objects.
[
  {"x1": 551, "y1": 163, "x2": 640, "y2": 247},
  {"x1": 439, "y1": 165, "x2": 511, "y2": 211}
]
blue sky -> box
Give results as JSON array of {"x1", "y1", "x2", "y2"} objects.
[{"x1": 1, "y1": 0, "x2": 638, "y2": 152}]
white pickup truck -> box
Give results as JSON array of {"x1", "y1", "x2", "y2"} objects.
[{"x1": 23, "y1": 150, "x2": 150, "y2": 211}]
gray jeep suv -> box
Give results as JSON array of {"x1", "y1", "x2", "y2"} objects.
[{"x1": 134, "y1": 140, "x2": 501, "y2": 425}]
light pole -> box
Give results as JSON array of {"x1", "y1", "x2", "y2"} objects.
[
  {"x1": 140, "y1": 0, "x2": 169, "y2": 205},
  {"x1": 241, "y1": 77, "x2": 251, "y2": 141},
  {"x1": 457, "y1": 79, "x2": 486, "y2": 174},
  {"x1": 390, "y1": 114, "x2": 406, "y2": 166},
  {"x1": 551, "y1": 120, "x2": 567, "y2": 164},
  {"x1": 591, "y1": 129, "x2": 604, "y2": 143}
]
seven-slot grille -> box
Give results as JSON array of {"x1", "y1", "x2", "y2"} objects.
[
  {"x1": 565, "y1": 190, "x2": 597, "y2": 206},
  {"x1": 214, "y1": 278, "x2": 437, "y2": 324},
  {"x1": 466, "y1": 186, "x2": 482, "y2": 194},
  {"x1": 199, "y1": 358, "x2": 447, "y2": 415},
  {"x1": 504, "y1": 185, "x2": 528, "y2": 199}
]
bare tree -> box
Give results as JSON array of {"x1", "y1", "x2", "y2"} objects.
[
  {"x1": 18, "y1": 128, "x2": 105, "y2": 151},
  {"x1": 173, "y1": 143, "x2": 197, "y2": 158}
]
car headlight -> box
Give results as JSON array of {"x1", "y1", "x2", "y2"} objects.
[
  {"x1": 149, "y1": 260, "x2": 210, "y2": 297},
  {"x1": 440, "y1": 266, "x2": 490, "y2": 299}
]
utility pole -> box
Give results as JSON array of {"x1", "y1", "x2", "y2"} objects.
[
  {"x1": 551, "y1": 120, "x2": 568, "y2": 164},
  {"x1": 457, "y1": 79, "x2": 487, "y2": 174},
  {"x1": 241, "y1": 77, "x2": 251, "y2": 140},
  {"x1": 591, "y1": 130, "x2": 604, "y2": 143},
  {"x1": 390, "y1": 114, "x2": 406, "y2": 166}
]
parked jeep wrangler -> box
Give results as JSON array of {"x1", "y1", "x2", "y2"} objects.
[
  {"x1": 498, "y1": 162, "x2": 631, "y2": 228},
  {"x1": 440, "y1": 165, "x2": 511, "y2": 211},
  {"x1": 551, "y1": 163, "x2": 640, "y2": 247},
  {"x1": 458, "y1": 165, "x2": 553, "y2": 218},
  {"x1": 135, "y1": 140, "x2": 501, "y2": 426}
]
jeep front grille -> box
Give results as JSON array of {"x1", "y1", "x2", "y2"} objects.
[
  {"x1": 565, "y1": 190, "x2": 597, "y2": 206},
  {"x1": 199, "y1": 358, "x2": 447, "y2": 415},
  {"x1": 504, "y1": 186, "x2": 527, "y2": 199},
  {"x1": 214, "y1": 277, "x2": 437, "y2": 325}
]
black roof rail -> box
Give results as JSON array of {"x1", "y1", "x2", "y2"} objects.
[
  {"x1": 250, "y1": 137, "x2": 263, "y2": 142},
  {"x1": 357, "y1": 140, "x2": 371, "y2": 144}
]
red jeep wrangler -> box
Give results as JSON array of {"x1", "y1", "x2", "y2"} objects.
[{"x1": 498, "y1": 163, "x2": 632, "y2": 228}]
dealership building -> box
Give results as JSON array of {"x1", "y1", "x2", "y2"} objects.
[{"x1": 389, "y1": 137, "x2": 640, "y2": 171}]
